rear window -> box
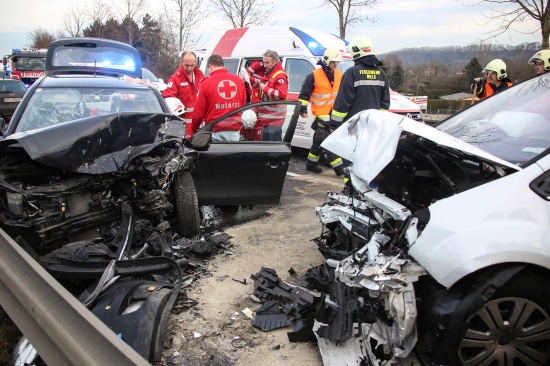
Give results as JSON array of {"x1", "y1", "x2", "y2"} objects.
[{"x1": 45, "y1": 38, "x2": 142, "y2": 79}]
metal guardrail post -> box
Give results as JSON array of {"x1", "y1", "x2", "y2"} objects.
[{"x1": 0, "y1": 229, "x2": 150, "y2": 366}]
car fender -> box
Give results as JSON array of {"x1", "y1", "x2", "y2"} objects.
[{"x1": 409, "y1": 159, "x2": 550, "y2": 288}]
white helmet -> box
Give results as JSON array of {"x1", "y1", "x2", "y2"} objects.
[
  {"x1": 322, "y1": 47, "x2": 343, "y2": 66},
  {"x1": 348, "y1": 36, "x2": 374, "y2": 60},
  {"x1": 241, "y1": 109, "x2": 257, "y2": 129},
  {"x1": 528, "y1": 50, "x2": 550, "y2": 71},
  {"x1": 482, "y1": 59, "x2": 507, "y2": 80},
  {"x1": 165, "y1": 97, "x2": 186, "y2": 116}
]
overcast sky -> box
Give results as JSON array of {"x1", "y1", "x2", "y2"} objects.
[{"x1": 0, "y1": 0, "x2": 541, "y2": 56}]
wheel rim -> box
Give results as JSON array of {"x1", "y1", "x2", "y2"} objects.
[{"x1": 458, "y1": 297, "x2": 550, "y2": 365}]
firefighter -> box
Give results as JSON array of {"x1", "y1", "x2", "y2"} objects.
[
  {"x1": 528, "y1": 50, "x2": 550, "y2": 75},
  {"x1": 330, "y1": 36, "x2": 390, "y2": 129},
  {"x1": 329, "y1": 36, "x2": 390, "y2": 188},
  {"x1": 472, "y1": 59, "x2": 513, "y2": 101},
  {"x1": 299, "y1": 46, "x2": 345, "y2": 175},
  {"x1": 162, "y1": 51, "x2": 205, "y2": 137},
  {"x1": 258, "y1": 50, "x2": 288, "y2": 141},
  {"x1": 191, "y1": 55, "x2": 247, "y2": 141}
]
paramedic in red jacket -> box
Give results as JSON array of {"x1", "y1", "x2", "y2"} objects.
[
  {"x1": 245, "y1": 60, "x2": 266, "y2": 103},
  {"x1": 258, "y1": 50, "x2": 288, "y2": 141},
  {"x1": 191, "y1": 54, "x2": 247, "y2": 141},
  {"x1": 162, "y1": 51, "x2": 205, "y2": 137}
]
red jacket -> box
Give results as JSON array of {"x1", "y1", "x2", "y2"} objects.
[
  {"x1": 191, "y1": 68, "x2": 247, "y2": 133},
  {"x1": 257, "y1": 62, "x2": 288, "y2": 127},
  {"x1": 246, "y1": 61, "x2": 266, "y2": 103},
  {"x1": 260, "y1": 62, "x2": 288, "y2": 101},
  {"x1": 162, "y1": 66, "x2": 205, "y2": 136}
]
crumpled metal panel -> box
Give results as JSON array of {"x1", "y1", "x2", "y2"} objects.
[{"x1": 0, "y1": 113, "x2": 187, "y2": 174}]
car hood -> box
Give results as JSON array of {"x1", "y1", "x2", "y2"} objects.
[
  {"x1": 0, "y1": 113, "x2": 186, "y2": 174},
  {"x1": 321, "y1": 109, "x2": 520, "y2": 184}
]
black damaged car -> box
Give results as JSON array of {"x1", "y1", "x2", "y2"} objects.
[{"x1": 1, "y1": 38, "x2": 299, "y2": 362}]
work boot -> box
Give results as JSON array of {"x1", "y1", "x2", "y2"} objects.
[
  {"x1": 306, "y1": 165, "x2": 322, "y2": 173},
  {"x1": 334, "y1": 167, "x2": 344, "y2": 177}
]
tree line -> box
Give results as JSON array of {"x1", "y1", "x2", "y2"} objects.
[
  {"x1": 26, "y1": 0, "x2": 548, "y2": 92},
  {"x1": 381, "y1": 42, "x2": 541, "y2": 104}
]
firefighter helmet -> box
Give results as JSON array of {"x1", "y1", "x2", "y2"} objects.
[
  {"x1": 322, "y1": 47, "x2": 343, "y2": 66},
  {"x1": 482, "y1": 59, "x2": 507, "y2": 80},
  {"x1": 241, "y1": 109, "x2": 257, "y2": 129},
  {"x1": 528, "y1": 50, "x2": 550, "y2": 71},
  {"x1": 165, "y1": 97, "x2": 186, "y2": 116},
  {"x1": 348, "y1": 36, "x2": 374, "y2": 60}
]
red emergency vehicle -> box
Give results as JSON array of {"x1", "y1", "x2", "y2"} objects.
[{"x1": 3, "y1": 48, "x2": 47, "y2": 87}]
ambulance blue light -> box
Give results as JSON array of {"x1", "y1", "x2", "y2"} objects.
[{"x1": 289, "y1": 27, "x2": 325, "y2": 56}]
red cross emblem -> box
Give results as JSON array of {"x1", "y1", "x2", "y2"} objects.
[{"x1": 218, "y1": 80, "x2": 237, "y2": 99}]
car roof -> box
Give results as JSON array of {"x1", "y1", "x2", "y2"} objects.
[{"x1": 45, "y1": 38, "x2": 142, "y2": 79}]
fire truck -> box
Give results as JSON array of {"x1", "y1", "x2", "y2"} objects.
[{"x1": 2, "y1": 48, "x2": 47, "y2": 87}]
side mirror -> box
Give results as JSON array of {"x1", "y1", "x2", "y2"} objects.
[{"x1": 189, "y1": 133, "x2": 211, "y2": 148}]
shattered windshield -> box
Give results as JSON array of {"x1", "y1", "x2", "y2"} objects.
[
  {"x1": 437, "y1": 74, "x2": 550, "y2": 165},
  {"x1": 16, "y1": 87, "x2": 164, "y2": 132}
]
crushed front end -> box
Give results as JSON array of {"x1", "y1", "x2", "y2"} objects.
[{"x1": 313, "y1": 183, "x2": 426, "y2": 364}]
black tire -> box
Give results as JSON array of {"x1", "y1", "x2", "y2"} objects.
[
  {"x1": 455, "y1": 270, "x2": 550, "y2": 365},
  {"x1": 173, "y1": 170, "x2": 200, "y2": 237}
]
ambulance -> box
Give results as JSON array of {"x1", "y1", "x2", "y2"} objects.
[{"x1": 199, "y1": 26, "x2": 423, "y2": 149}]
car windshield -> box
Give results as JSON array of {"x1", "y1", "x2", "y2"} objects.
[
  {"x1": 0, "y1": 80, "x2": 27, "y2": 92},
  {"x1": 13, "y1": 57, "x2": 46, "y2": 71},
  {"x1": 437, "y1": 74, "x2": 550, "y2": 166},
  {"x1": 337, "y1": 59, "x2": 354, "y2": 73},
  {"x1": 16, "y1": 87, "x2": 164, "y2": 132}
]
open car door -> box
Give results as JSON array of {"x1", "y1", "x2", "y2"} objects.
[{"x1": 191, "y1": 101, "x2": 300, "y2": 206}]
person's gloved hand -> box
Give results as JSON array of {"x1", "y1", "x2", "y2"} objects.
[
  {"x1": 473, "y1": 78, "x2": 483, "y2": 87},
  {"x1": 300, "y1": 105, "x2": 308, "y2": 118}
]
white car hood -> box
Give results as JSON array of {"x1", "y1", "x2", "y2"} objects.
[{"x1": 321, "y1": 110, "x2": 520, "y2": 184}]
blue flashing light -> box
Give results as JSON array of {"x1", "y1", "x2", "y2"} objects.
[{"x1": 289, "y1": 27, "x2": 326, "y2": 56}]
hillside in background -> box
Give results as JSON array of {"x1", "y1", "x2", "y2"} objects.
[{"x1": 380, "y1": 42, "x2": 541, "y2": 71}]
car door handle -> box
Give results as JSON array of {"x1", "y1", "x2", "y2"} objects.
[{"x1": 265, "y1": 161, "x2": 286, "y2": 168}]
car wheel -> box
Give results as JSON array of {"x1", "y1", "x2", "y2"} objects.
[
  {"x1": 174, "y1": 170, "x2": 200, "y2": 237},
  {"x1": 456, "y1": 271, "x2": 550, "y2": 365}
]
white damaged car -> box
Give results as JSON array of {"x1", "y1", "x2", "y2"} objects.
[{"x1": 312, "y1": 74, "x2": 550, "y2": 365}]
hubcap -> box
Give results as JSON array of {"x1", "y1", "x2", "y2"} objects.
[{"x1": 458, "y1": 297, "x2": 550, "y2": 365}]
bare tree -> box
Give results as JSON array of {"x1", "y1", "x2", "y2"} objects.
[
  {"x1": 61, "y1": 3, "x2": 88, "y2": 37},
  {"x1": 463, "y1": 0, "x2": 549, "y2": 48},
  {"x1": 114, "y1": 0, "x2": 147, "y2": 45},
  {"x1": 85, "y1": 0, "x2": 113, "y2": 38},
  {"x1": 208, "y1": 0, "x2": 277, "y2": 28},
  {"x1": 318, "y1": 0, "x2": 380, "y2": 38},
  {"x1": 27, "y1": 27, "x2": 57, "y2": 48},
  {"x1": 166, "y1": 0, "x2": 204, "y2": 51}
]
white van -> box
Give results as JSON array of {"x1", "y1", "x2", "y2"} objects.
[{"x1": 199, "y1": 26, "x2": 423, "y2": 149}]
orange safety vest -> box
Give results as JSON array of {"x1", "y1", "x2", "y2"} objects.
[
  {"x1": 310, "y1": 68, "x2": 342, "y2": 118},
  {"x1": 479, "y1": 80, "x2": 512, "y2": 100}
]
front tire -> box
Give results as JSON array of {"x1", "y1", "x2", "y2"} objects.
[
  {"x1": 456, "y1": 270, "x2": 550, "y2": 365},
  {"x1": 174, "y1": 170, "x2": 200, "y2": 237}
]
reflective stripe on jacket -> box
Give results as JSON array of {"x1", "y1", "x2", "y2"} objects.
[
  {"x1": 310, "y1": 67, "x2": 342, "y2": 118},
  {"x1": 330, "y1": 63, "x2": 390, "y2": 126}
]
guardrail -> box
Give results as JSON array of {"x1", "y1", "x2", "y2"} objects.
[{"x1": 0, "y1": 229, "x2": 150, "y2": 366}]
